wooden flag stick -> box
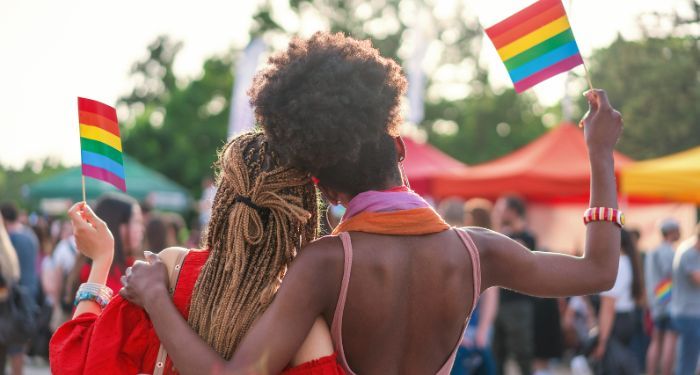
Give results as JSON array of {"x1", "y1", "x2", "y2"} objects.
[
  {"x1": 581, "y1": 60, "x2": 594, "y2": 91},
  {"x1": 82, "y1": 175, "x2": 87, "y2": 203}
]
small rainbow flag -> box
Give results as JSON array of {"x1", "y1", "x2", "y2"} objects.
[
  {"x1": 485, "y1": 0, "x2": 583, "y2": 93},
  {"x1": 654, "y1": 278, "x2": 672, "y2": 304},
  {"x1": 78, "y1": 97, "x2": 126, "y2": 191}
]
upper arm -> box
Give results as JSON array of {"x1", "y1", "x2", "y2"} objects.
[
  {"x1": 471, "y1": 227, "x2": 617, "y2": 297},
  {"x1": 227, "y1": 238, "x2": 342, "y2": 374}
]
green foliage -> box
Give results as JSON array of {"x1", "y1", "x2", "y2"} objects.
[
  {"x1": 0, "y1": 160, "x2": 66, "y2": 208},
  {"x1": 119, "y1": 36, "x2": 234, "y2": 196},
  {"x1": 582, "y1": 36, "x2": 700, "y2": 159},
  {"x1": 425, "y1": 89, "x2": 547, "y2": 164}
]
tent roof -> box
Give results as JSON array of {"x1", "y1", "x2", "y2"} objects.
[
  {"x1": 27, "y1": 155, "x2": 192, "y2": 211},
  {"x1": 432, "y1": 123, "x2": 634, "y2": 201},
  {"x1": 621, "y1": 146, "x2": 700, "y2": 203},
  {"x1": 403, "y1": 137, "x2": 469, "y2": 178},
  {"x1": 401, "y1": 137, "x2": 469, "y2": 196}
]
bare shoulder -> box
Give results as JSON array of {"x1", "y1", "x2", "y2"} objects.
[
  {"x1": 295, "y1": 236, "x2": 345, "y2": 268},
  {"x1": 156, "y1": 247, "x2": 189, "y2": 275},
  {"x1": 455, "y1": 227, "x2": 504, "y2": 257}
]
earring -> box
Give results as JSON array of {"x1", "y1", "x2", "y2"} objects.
[{"x1": 399, "y1": 161, "x2": 411, "y2": 188}]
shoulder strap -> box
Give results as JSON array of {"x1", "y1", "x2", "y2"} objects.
[
  {"x1": 454, "y1": 229, "x2": 481, "y2": 313},
  {"x1": 153, "y1": 248, "x2": 189, "y2": 375},
  {"x1": 331, "y1": 232, "x2": 354, "y2": 373}
]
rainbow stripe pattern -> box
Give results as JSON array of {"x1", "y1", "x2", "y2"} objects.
[
  {"x1": 78, "y1": 97, "x2": 126, "y2": 191},
  {"x1": 485, "y1": 0, "x2": 583, "y2": 93},
  {"x1": 654, "y1": 278, "x2": 672, "y2": 304}
]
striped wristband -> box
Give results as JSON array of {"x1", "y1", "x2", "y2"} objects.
[
  {"x1": 583, "y1": 207, "x2": 625, "y2": 228},
  {"x1": 74, "y1": 282, "x2": 113, "y2": 309}
]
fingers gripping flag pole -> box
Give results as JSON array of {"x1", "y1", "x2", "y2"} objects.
[
  {"x1": 483, "y1": 0, "x2": 593, "y2": 93},
  {"x1": 77, "y1": 97, "x2": 126, "y2": 201}
]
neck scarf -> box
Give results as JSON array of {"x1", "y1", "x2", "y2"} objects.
[{"x1": 332, "y1": 186, "x2": 450, "y2": 235}]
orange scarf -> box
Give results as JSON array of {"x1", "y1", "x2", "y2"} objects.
[{"x1": 332, "y1": 207, "x2": 450, "y2": 236}]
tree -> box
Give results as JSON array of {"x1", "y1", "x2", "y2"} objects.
[
  {"x1": 425, "y1": 88, "x2": 547, "y2": 165},
  {"x1": 119, "y1": 36, "x2": 234, "y2": 195},
  {"x1": 582, "y1": 35, "x2": 699, "y2": 159}
]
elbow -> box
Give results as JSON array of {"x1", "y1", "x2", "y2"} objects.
[
  {"x1": 596, "y1": 272, "x2": 616, "y2": 292},
  {"x1": 595, "y1": 262, "x2": 619, "y2": 292},
  {"x1": 584, "y1": 263, "x2": 618, "y2": 294}
]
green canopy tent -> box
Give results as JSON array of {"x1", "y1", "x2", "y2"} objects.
[{"x1": 26, "y1": 155, "x2": 192, "y2": 212}]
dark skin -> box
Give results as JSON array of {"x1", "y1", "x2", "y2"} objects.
[{"x1": 122, "y1": 89, "x2": 623, "y2": 375}]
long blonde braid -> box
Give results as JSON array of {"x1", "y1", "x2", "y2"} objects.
[{"x1": 188, "y1": 132, "x2": 319, "y2": 359}]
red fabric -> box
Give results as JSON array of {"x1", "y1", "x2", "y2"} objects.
[
  {"x1": 282, "y1": 353, "x2": 344, "y2": 375},
  {"x1": 50, "y1": 250, "x2": 344, "y2": 375},
  {"x1": 432, "y1": 123, "x2": 633, "y2": 201},
  {"x1": 402, "y1": 137, "x2": 469, "y2": 196}
]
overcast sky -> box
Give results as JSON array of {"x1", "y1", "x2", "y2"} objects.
[{"x1": 0, "y1": 0, "x2": 684, "y2": 168}]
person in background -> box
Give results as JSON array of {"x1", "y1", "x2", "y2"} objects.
[
  {"x1": 43, "y1": 219, "x2": 79, "y2": 332},
  {"x1": 670, "y1": 223, "x2": 700, "y2": 375},
  {"x1": 491, "y1": 195, "x2": 536, "y2": 375},
  {"x1": 451, "y1": 198, "x2": 498, "y2": 375},
  {"x1": 1, "y1": 202, "x2": 40, "y2": 375},
  {"x1": 591, "y1": 229, "x2": 644, "y2": 374},
  {"x1": 645, "y1": 219, "x2": 680, "y2": 375},
  {"x1": 144, "y1": 212, "x2": 186, "y2": 254},
  {"x1": 0, "y1": 215, "x2": 21, "y2": 375},
  {"x1": 144, "y1": 212, "x2": 169, "y2": 254}
]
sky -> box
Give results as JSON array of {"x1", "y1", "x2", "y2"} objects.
[{"x1": 0, "y1": 0, "x2": 685, "y2": 168}]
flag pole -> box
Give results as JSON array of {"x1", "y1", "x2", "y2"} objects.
[
  {"x1": 82, "y1": 175, "x2": 86, "y2": 203},
  {"x1": 569, "y1": 0, "x2": 594, "y2": 91},
  {"x1": 581, "y1": 60, "x2": 594, "y2": 91}
]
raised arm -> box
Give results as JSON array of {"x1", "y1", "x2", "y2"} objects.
[
  {"x1": 477, "y1": 89, "x2": 623, "y2": 297},
  {"x1": 66, "y1": 202, "x2": 114, "y2": 318}
]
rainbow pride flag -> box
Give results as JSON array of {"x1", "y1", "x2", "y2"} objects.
[
  {"x1": 654, "y1": 278, "x2": 672, "y2": 304},
  {"x1": 78, "y1": 97, "x2": 126, "y2": 191},
  {"x1": 485, "y1": 0, "x2": 583, "y2": 93}
]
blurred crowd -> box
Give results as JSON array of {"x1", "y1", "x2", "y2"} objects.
[
  {"x1": 0, "y1": 193, "x2": 200, "y2": 375},
  {"x1": 0, "y1": 191, "x2": 699, "y2": 375},
  {"x1": 435, "y1": 195, "x2": 700, "y2": 375}
]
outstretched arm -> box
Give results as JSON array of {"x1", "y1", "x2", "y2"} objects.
[
  {"x1": 121, "y1": 237, "x2": 341, "y2": 375},
  {"x1": 476, "y1": 89, "x2": 623, "y2": 297}
]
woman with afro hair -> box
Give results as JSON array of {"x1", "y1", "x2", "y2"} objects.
[{"x1": 123, "y1": 32, "x2": 626, "y2": 375}]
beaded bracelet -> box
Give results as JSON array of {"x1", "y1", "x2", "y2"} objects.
[
  {"x1": 583, "y1": 207, "x2": 625, "y2": 228},
  {"x1": 74, "y1": 282, "x2": 113, "y2": 309}
]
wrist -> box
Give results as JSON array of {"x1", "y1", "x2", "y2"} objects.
[
  {"x1": 143, "y1": 285, "x2": 170, "y2": 313},
  {"x1": 588, "y1": 150, "x2": 614, "y2": 164},
  {"x1": 87, "y1": 256, "x2": 113, "y2": 285}
]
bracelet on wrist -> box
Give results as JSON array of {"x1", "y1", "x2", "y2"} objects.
[
  {"x1": 74, "y1": 282, "x2": 113, "y2": 309},
  {"x1": 583, "y1": 207, "x2": 625, "y2": 228}
]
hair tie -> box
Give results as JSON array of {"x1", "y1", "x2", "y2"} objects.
[{"x1": 233, "y1": 195, "x2": 267, "y2": 213}]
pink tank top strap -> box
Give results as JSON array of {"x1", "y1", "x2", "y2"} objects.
[
  {"x1": 435, "y1": 229, "x2": 483, "y2": 375},
  {"x1": 330, "y1": 232, "x2": 356, "y2": 374},
  {"x1": 455, "y1": 228, "x2": 482, "y2": 312}
]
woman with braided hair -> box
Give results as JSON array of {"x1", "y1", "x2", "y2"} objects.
[{"x1": 50, "y1": 132, "x2": 343, "y2": 374}]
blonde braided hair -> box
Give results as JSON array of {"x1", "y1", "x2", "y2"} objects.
[{"x1": 188, "y1": 132, "x2": 319, "y2": 359}]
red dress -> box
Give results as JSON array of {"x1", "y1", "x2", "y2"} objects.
[{"x1": 50, "y1": 250, "x2": 343, "y2": 375}]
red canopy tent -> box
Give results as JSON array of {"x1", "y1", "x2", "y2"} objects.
[
  {"x1": 431, "y1": 123, "x2": 633, "y2": 202},
  {"x1": 402, "y1": 137, "x2": 469, "y2": 196}
]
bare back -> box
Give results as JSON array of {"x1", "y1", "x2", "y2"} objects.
[{"x1": 321, "y1": 229, "x2": 479, "y2": 374}]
